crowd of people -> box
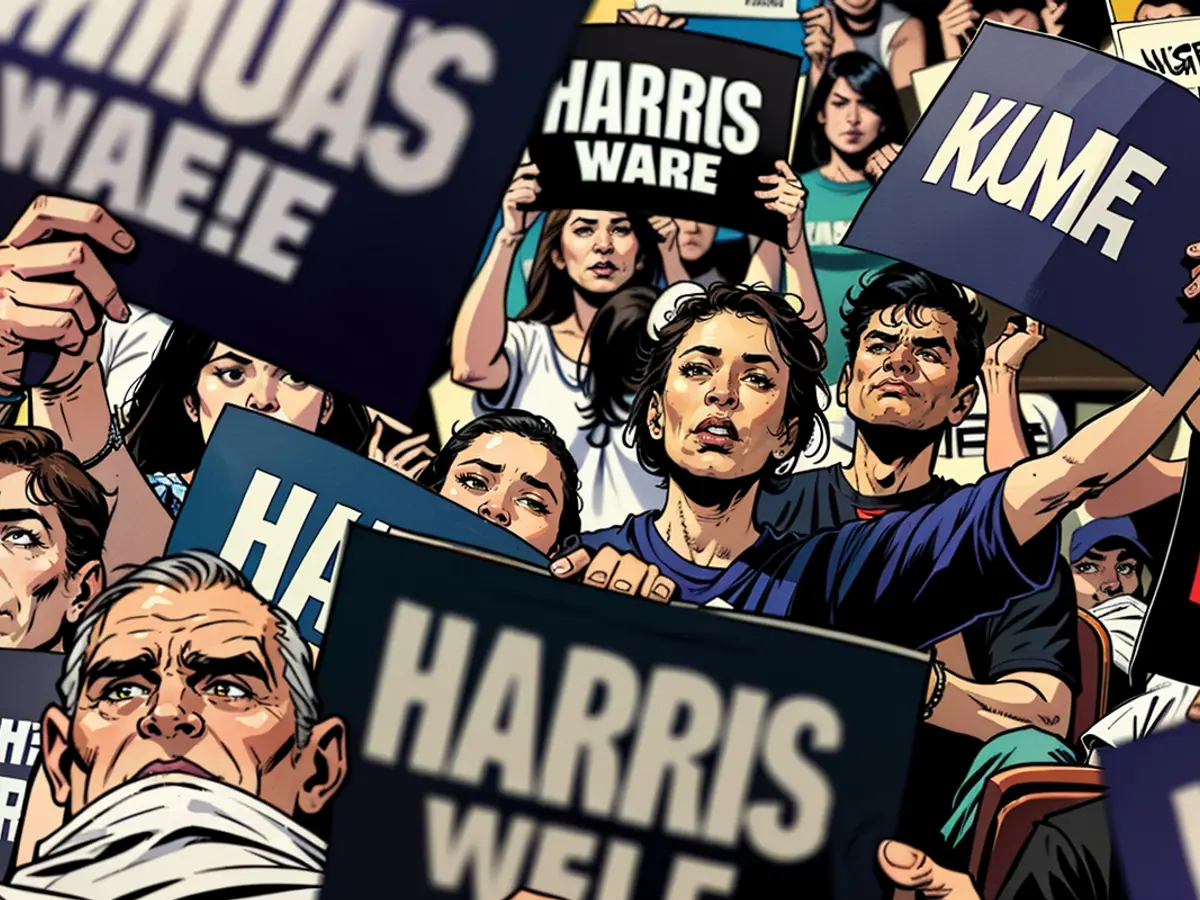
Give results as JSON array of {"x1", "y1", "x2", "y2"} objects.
[{"x1": 0, "y1": 1, "x2": 1197, "y2": 898}]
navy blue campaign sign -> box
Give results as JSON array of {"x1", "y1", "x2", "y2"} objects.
[
  {"x1": 318, "y1": 525, "x2": 930, "y2": 900},
  {"x1": 166, "y1": 406, "x2": 545, "y2": 647},
  {"x1": 842, "y1": 22, "x2": 1200, "y2": 393},
  {"x1": 1103, "y1": 720, "x2": 1200, "y2": 900},
  {"x1": 0, "y1": 650, "x2": 61, "y2": 881},
  {"x1": 0, "y1": 0, "x2": 591, "y2": 422}
]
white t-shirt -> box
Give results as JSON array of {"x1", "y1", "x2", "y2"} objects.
[
  {"x1": 100, "y1": 304, "x2": 172, "y2": 411},
  {"x1": 475, "y1": 320, "x2": 665, "y2": 533},
  {"x1": 1082, "y1": 675, "x2": 1200, "y2": 765}
]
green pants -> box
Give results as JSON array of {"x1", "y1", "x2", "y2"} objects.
[{"x1": 941, "y1": 726, "x2": 1078, "y2": 849}]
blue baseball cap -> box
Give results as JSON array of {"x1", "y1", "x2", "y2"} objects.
[{"x1": 1069, "y1": 517, "x2": 1153, "y2": 565}]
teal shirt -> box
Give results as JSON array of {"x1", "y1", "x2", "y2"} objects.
[{"x1": 799, "y1": 169, "x2": 894, "y2": 381}]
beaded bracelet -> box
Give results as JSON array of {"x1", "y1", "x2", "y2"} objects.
[
  {"x1": 82, "y1": 415, "x2": 124, "y2": 470},
  {"x1": 923, "y1": 660, "x2": 947, "y2": 720}
]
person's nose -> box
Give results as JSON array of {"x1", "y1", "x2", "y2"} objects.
[
  {"x1": 593, "y1": 229, "x2": 614, "y2": 253},
  {"x1": 678, "y1": 219, "x2": 701, "y2": 234},
  {"x1": 245, "y1": 374, "x2": 280, "y2": 413},
  {"x1": 1099, "y1": 576, "x2": 1123, "y2": 597},
  {"x1": 477, "y1": 497, "x2": 512, "y2": 527},
  {"x1": 705, "y1": 370, "x2": 739, "y2": 410},
  {"x1": 883, "y1": 345, "x2": 915, "y2": 376},
  {"x1": 846, "y1": 102, "x2": 862, "y2": 126},
  {"x1": 137, "y1": 684, "x2": 205, "y2": 742}
]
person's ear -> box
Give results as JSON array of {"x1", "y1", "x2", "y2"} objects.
[
  {"x1": 647, "y1": 394, "x2": 665, "y2": 440},
  {"x1": 836, "y1": 365, "x2": 851, "y2": 408},
  {"x1": 182, "y1": 393, "x2": 199, "y2": 424},
  {"x1": 947, "y1": 382, "x2": 979, "y2": 427},
  {"x1": 295, "y1": 717, "x2": 348, "y2": 816},
  {"x1": 817, "y1": 109, "x2": 826, "y2": 126},
  {"x1": 41, "y1": 706, "x2": 75, "y2": 808},
  {"x1": 65, "y1": 561, "x2": 105, "y2": 625},
  {"x1": 319, "y1": 392, "x2": 335, "y2": 427},
  {"x1": 551, "y1": 247, "x2": 565, "y2": 271}
]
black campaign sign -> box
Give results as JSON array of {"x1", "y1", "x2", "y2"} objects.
[
  {"x1": 318, "y1": 527, "x2": 929, "y2": 899},
  {"x1": 528, "y1": 26, "x2": 803, "y2": 245},
  {"x1": 0, "y1": 650, "x2": 62, "y2": 881}
]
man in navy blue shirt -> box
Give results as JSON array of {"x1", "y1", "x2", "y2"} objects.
[{"x1": 550, "y1": 270, "x2": 1200, "y2": 657}]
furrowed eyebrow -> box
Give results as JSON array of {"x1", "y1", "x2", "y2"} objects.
[
  {"x1": 183, "y1": 651, "x2": 273, "y2": 688},
  {"x1": 85, "y1": 652, "x2": 158, "y2": 691},
  {"x1": 458, "y1": 457, "x2": 503, "y2": 473}
]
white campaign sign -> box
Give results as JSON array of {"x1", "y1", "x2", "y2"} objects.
[
  {"x1": 1114, "y1": 16, "x2": 1200, "y2": 94},
  {"x1": 639, "y1": 0, "x2": 799, "y2": 20}
]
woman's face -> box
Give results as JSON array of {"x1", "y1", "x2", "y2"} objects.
[
  {"x1": 677, "y1": 220, "x2": 718, "y2": 263},
  {"x1": 553, "y1": 210, "x2": 642, "y2": 295},
  {"x1": 185, "y1": 343, "x2": 332, "y2": 445},
  {"x1": 650, "y1": 312, "x2": 798, "y2": 483},
  {"x1": 438, "y1": 432, "x2": 567, "y2": 556},
  {"x1": 818, "y1": 77, "x2": 883, "y2": 159}
]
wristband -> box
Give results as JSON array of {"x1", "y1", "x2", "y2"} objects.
[
  {"x1": 924, "y1": 660, "x2": 947, "y2": 720},
  {"x1": 81, "y1": 414, "x2": 124, "y2": 470}
]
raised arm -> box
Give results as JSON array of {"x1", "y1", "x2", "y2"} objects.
[
  {"x1": 1004, "y1": 351, "x2": 1200, "y2": 546},
  {"x1": 0, "y1": 196, "x2": 172, "y2": 575},
  {"x1": 887, "y1": 16, "x2": 927, "y2": 91},
  {"x1": 983, "y1": 317, "x2": 1045, "y2": 472},
  {"x1": 929, "y1": 670, "x2": 1071, "y2": 742},
  {"x1": 751, "y1": 160, "x2": 827, "y2": 342},
  {"x1": 450, "y1": 162, "x2": 540, "y2": 392}
]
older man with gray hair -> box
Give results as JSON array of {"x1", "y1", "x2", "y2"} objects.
[{"x1": 1, "y1": 550, "x2": 347, "y2": 900}]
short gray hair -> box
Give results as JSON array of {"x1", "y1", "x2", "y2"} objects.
[{"x1": 58, "y1": 550, "x2": 320, "y2": 747}]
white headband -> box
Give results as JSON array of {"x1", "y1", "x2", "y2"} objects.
[{"x1": 646, "y1": 281, "x2": 706, "y2": 341}]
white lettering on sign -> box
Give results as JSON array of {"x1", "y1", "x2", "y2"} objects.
[
  {"x1": 0, "y1": 717, "x2": 41, "y2": 845},
  {"x1": 0, "y1": 0, "x2": 499, "y2": 283},
  {"x1": 217, "y1": 469, "x2": 396, "y2": 641},
  {"x1": 922, "y1": 91, "x2": 1166, "y2": 262},
  {"x1": 362, "y1": 599, "x2": 845, "y2": 899}
]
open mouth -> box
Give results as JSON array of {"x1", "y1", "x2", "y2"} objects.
[
  {"x1": 693, "y1": 417, "x2": 740, "y2": 449},
  {"x1": 589, "y1": 260, "x2": 618, "y2": 276},
  {"x1": 135, "y1": 759, "x2": 215, "y2": 781}
]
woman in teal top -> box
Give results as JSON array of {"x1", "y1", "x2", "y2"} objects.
[{"x1": 798, "y1": 51, "x2": 908, "y2": 381}]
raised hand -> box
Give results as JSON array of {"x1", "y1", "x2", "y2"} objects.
[
  {"x1": 0, "y1": 195, "x2": 135, "y2": 393},
  {"x1": 500, "y1": 161, "x2": 541, "y2": 241},
  {"x1": 986, "y1": 316, "x2": 1045, "y2": 373},
  {"x1": 618, "y1": 4, "x2": 686, "y2": 28},
  {"x1": 1041, "y1": 0, "x2": 1067, "y2": 36},
  {"x1": 367, "y1": 412, "x2": 435, "y2": 481},
  {"x1": 755, "y1": 160, "x2": 807, "y2": 250},
  {"x1": 877, "y1": 840, "x2": 981, "y2": 898},
  {"x1": 648, "y1": 215, "x2": 680, "y2": 255},
  {"x1": 939, "y1": 0, "x2": 980, "y2": 60},
  {"x1": 801, "y1": 5, "x2": 835, "y2": 78},
  {"x1": 864, "y1": 143, "x2": 902, "y2": 182}
]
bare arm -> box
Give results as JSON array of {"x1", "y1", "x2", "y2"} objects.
[
  {"x1": 928, "y1": 670, "x2": 1072, "y2": 742},
  {"x1": 1084, "y1": 455, "x2": 1186, "y2": 519},
  {"x1": 449, "y1": 162, "x2": 540, "y2": 391},
  {"x1": 888, "y1": 16, "x2": 927, "y2": 91},
  {"x1": 1003, "y1": 351, "x2": 1200, "y2": 546},
  {"x1": 31, "y1": 366, "x2": 171, "y2": 576},
  {"x1": 983, "y1": 318, "x2": 1045, "y2": 472}
]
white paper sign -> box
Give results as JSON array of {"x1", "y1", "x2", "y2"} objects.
[
  {"x1": 639, "y1": 0, "x2": 799, "y2": 20},
  {"x1": 1113, "y1": 15, "x2": 1200, "y2": 92},
  {"x1": 912, "y1": 59, "x2": 959, "y2": 114}
]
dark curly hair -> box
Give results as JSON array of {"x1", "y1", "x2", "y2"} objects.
[
  {"x1": 840, "y1": 263, "x2": 987, "y2": 391},
  {"x1": 626, "y1": 283, "x2": 828, "y2": 485},
  {"x1": 418, "y1": 411, "x2": 583, "y2": 550}
]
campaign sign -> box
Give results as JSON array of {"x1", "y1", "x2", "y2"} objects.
[
  {"x1": 1130, "y1": 440, "x2": 1200, "y2": 687},
  {"x1": 842, "y1": 23, "x2": 1200, "y2": 393},
  {"x1": 1103, "y1": 720, "x2": 1200, "y2": 900},
  {"x1": 0, "y1": 0, "x2": 591, "y2": 422},
  {"x1": 318, "y1": 526, "x2": 930, "y2": 899},
  {"x1": 1115, "y1": 16, "x2": 1200, "y2": 90},
  {"x1": 528, "y1": 26, "x2": 804, "y2": 245},
  {"x1": 0, "y1": 650, "x2": 61, "y2": 880},
  {"x1": 166, "y1": 407, "x2": 546, "y2": 648}
]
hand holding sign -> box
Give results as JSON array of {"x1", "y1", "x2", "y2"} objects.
[
  {"x1": 366, "y1": 412, "x2": 435, "y2": 481},
  {"x1": 0, "y1": 196, "x2": 134, "y2": 392},
  {"x1": 618, "y1": 4, "x2": 687, "y2": 28},
  {"x1": 802, "y1": 5, "x2": 835, "y2": 77},
  {"x1": 755, "y1": 160, "x2": 807, "y2": 250},
  {"x1": 550, "y1": 543, "x2": 679, "y2": 601},
  {"x1": 865, "y1": 143, "x2": 903, "y2": 183},
  {"x1": 500, "y1": 162, "x2": 543, "y2": 242},
  {"x1": 1041, "y1": 0, "x2": 1068, "y2": 37},
  {"x1": 876, "y1": 841, "x2": 981, "y2": 898},
  {"x1": 939, "y1": 0, "x2": 981, "y2": 60},
  {"x1": 986, "y1": 316, "x2": 1046, "y2": 374}
]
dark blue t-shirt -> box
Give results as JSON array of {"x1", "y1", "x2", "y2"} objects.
[{"x1": 583, "y1": 471, "x2": 1057, "y2": 650}]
